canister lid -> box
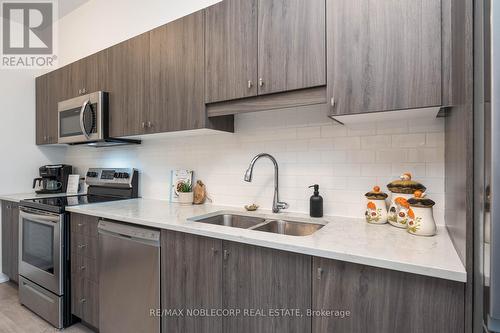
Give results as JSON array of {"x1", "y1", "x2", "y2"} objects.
[
  {"x1": 387, "y1": 173, "x2": 426, "y2": 194},
  {"x1": 407, "y1": 190, "x2": 435, "y2": 207},
  {"x1": 365, "y1": 186, "x2": 388, "y2": 200}
]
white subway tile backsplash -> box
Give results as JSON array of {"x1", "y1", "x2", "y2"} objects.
[
  {"x1": 425, "y1": 132, "x2": 445, "y2": 147},
  {"x1": 320, "y1": 124, "x2": 347, "y2": 138},
  {"x1": 63, "y1": 109, "x2": 445, "y2": 224},
  {"x1": 360, "y1": 135, "x2": 392, "y2": 149},
  {"x1": 391, "y1": 133, "x2": 426, "y2": 148},
  {"x1": 333, "y1": 137, "x2": 361, "y2": 150}
]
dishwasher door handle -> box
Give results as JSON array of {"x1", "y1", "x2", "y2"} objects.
[{"x1": 98, "y1": 219, "x2": 160, "y2": 247}]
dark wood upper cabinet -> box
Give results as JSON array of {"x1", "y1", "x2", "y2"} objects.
[
  {"x1": 69, "y1": 50, "x2": 108, "y2": 97},
  {"x1": 107, "y1": 32, "x2": 150, "y2": 137},
  {"x1": 150, "y1": 11, "x2": 206, "y2": 133},
  {"x1": 205, "y1": 0, "x2": 258, "y2": 103},
  {"x1": 1, "y1": 201, "x2": 19, "y2": 283},
  {"x1": 35, "y1": 75, "x2": 50, "y2": 145},
  {"x1": 312, "y1": 258, "x2": 464, "y2": 333},
  {"x1": 205, "y1": 0, "x2": 326, "y2": 103},
  {"x1": 223, "y1": 242, "x2": 311, "y2": 333},
  {"x1": 258, "y1": 0, "x2": 326, "y2": 95},
  {"x1": 161, "y1": 231, "x2": 223, "y2": 333},
  {"x1": 327, "y1": 0, "x2": 442, "y2": 116}
]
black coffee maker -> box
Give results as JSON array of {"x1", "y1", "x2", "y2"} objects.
[{"x1": 33, "y1": 165, "x2": 73, "y2": 194}]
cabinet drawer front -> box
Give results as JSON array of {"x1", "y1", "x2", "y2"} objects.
[
  {"x1": 71, "y1": 233, "x2": 98, "y2": 259},
  {"x1": 71, "y1": 213, "x2": 99, "y2": 237},
  {"x1": 71, "y1": 277, "x2": 99, "y2": 329},
  {"x1": 72, "y1": 254, "x2": 98, "y2": 283},
  {"x1": 71, "y1": 276, "x2": 84, "y2": 318}
]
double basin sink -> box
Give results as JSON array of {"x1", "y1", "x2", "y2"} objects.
[{"x1": 189, "y1": 213, "x2": 326, "y2": 237}]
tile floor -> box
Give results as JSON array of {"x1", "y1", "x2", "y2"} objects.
[{"x1": 0, "y1": 282, "x2": 93, "y2": 333}]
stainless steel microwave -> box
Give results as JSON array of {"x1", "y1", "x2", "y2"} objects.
[{"x1": 58, "y1": 91, "x2": 108, "y2": 144}]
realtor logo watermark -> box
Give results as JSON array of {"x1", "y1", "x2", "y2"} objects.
[{"x1": 1, "y1": 0, "x2": 57, "y2": 68}]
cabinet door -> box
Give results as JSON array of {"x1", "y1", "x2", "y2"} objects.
[
  {"x1": 107, "y1": 33, "x2": 150, "y2": 137},
  {"x1": 223, "y1": 242, "x2": 311, "y2": 333},
  {"x1": 205, "y1": 0, "x2": 258, "y2": 103},
  {"x1": 161, "y1": 231, "x2": 223, "y2": 332},
  {"x1": 10, "y1": 203, "x2": 19, "y2": 283},
  {"x1": 35, "y1": 75, "x2": 49, "y2": 145},
  {"x1": 258, "y1": 0, "x2": 326, "y2": 95},
  {"x1": 70, "y1": 49, "x2": 108, "y2": 96},
  {"x1": 312, "y1": 258, "x2": 464, "y2": 333},
  {"x1": 1, "y1": 201, "x2": 12, "y2": 279},
  {"x1": 150, "y1": 11, "x2": 205, "y2": 133},
  {"x1": 327, "y1": 0, "x2": 441, "y2": 115}
]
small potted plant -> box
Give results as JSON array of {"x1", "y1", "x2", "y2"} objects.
[{"x1": 176, "y1": 180, "x2": 193, "y2": 205}]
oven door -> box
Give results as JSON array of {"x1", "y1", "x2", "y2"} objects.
[
  {"x1": 58, "y1": 91, "x2": 105, "y2": 144},
  {"x1": 19, "y1": 207, "x2": 64, "y2": 295}
]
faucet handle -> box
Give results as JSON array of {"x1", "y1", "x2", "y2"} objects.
[{"x1": 277, "y1": 202, "x2": 289, "y2": 210}]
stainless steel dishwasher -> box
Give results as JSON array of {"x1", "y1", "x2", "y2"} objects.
[{"x1": 98, "y1": 219, "x2": 160, "y2": 333}]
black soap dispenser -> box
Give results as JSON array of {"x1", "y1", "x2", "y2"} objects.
[{"x1": 309, "y1": 184, "x2": 323, "y2": 218}]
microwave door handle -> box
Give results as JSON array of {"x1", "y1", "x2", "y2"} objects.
[{"x1": 79, "y1": 100, "x2": 91, "y2": 139}]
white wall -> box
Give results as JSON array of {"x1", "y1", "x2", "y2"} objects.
[{"x1": 58, "y1": 0, "x2": 221, "y2": 66}]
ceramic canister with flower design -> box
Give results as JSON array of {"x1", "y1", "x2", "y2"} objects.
[
  {"x1": 364, "y1": 186, "x2": 388, "y2": 224},
  {"x1": 407, "y1": 190, "x2": 437, "y2": 236},
  {"x1": 387, "y1": 173, "x2": 426, "y2": 228}
]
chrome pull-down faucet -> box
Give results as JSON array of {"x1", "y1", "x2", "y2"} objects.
[{"x1": 244, "y1": 153, "x2": 289, "y2": 213}]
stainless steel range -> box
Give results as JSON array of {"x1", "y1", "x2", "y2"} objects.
[{"x1": 18, "y1": 168, "x2": 139, "y2": 328}]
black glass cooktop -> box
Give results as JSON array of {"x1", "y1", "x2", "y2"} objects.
[{"x1": 20, "y1": 195, "x2": 125, "y2": 213}]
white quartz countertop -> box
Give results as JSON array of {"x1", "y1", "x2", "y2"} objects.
[
  {"x1": 0, "y1": 192, "x2": 73, "y2": 202},
  {"x1": 65, "y1": 198, "x2": 467, "y2": 282}
]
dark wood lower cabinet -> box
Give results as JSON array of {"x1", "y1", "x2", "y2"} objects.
[
  {"x1": 312, "y1": 257, "x2": 465, "y2": 333},
  {"x1": 159, "y1": 231, "x2": 466, "y2": 333},
  {"x1": 1, "y1": 200, "x2": 19, "y2": 283},
  {"x1": 70, "y1": 213, "x2": 100, "y2": 330},
  {"x1": 161, "y1": 230, "x2": 223, "y2": 332},
  {"x1": 222, "y1": 241, "x2": 312, "y2": 333}
]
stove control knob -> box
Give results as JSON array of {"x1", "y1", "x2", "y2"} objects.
[
  {"x1": 122, "y1": 172, "x2": 130, "y2": 179},
  {"x1": 86, "y1": 171, "x2": 98, "y2": 178},
  {"x1": 114, "y1": 172, "x2": 120, "y2": 179}
]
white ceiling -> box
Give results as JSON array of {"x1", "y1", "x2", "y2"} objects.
[{"x1": 58, "y1": 0, "x2": 91, "y2": 18}]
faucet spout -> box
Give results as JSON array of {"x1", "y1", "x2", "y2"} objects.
[{"x1": 243, "y1": 153, "x2": 289, "y2": 213}]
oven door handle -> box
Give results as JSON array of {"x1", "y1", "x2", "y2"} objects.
[
  {"x1": 79, "y1": 100, "x2": 91, "y2": 139},
  {"x1": 20, "y1": 209, "x2": 60, "y2": 225}
]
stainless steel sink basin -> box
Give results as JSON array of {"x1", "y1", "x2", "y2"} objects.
[
  {"x1": 251, "y1": 219, "x2": 325, "y2": 236},
  {"x1": 190, "y1": 212, "x2": 326, "y2": 236},
  {"x1": 191, "y1": 214, "x2": 266, "y2": 229}
]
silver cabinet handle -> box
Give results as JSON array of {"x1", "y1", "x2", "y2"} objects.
[
  {"x1": 248, "y1": 80, "x2": 253, "y2": 89},
  {"x1": 79, "y1": 298, "x2": 86, "y2": 303},
  {"x1": 78, "y1": 89, "x2": 82, "y2": 95},
  {"x1": 330, "y1": 97, "x2": 336, "y2": 107},
  {"x1": 147, "y1": 121, "x2": 152, "y2": 128},
  {"x1": 141, "y1": 122, "x2": 146, "y2": 128},
  {"x1": 259, "y1": 78, "x2": 264, "y2": 87},
  {"x1": 212, "y1": 247, "x2": 219, "y2": 255},
  {"x1": 77, "y1": 244, "x2": 88, "y2": 249},
  {"x1": 317, "y1": 267, "x2": 323, "y2": 280},
  {"x1": 223, "y1": 250, "x2": 230, "y2": 261},
  {"x1": 79, "y1": 266, "x2": 86, "y2": 271}
]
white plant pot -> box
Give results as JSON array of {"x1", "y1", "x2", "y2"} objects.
[{"x1": 177, "y1": 192, "x2": 194, "y2": 205}]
